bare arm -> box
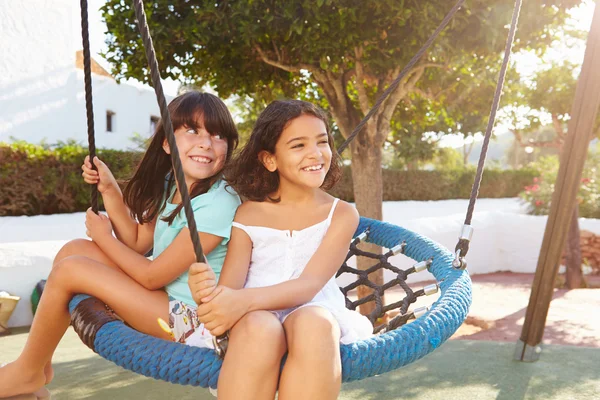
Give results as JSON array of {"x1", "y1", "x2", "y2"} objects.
[
  {"x1": 188, "y1": 211, "x2": 252, "y2": 304},
  {"x1": 101, "y1": 186, "x2": 155, "y2": 254},
  {"x1": 217, "y1": 226, "x2": 253, "y2": 289},
  {"x1": 82, "y1": 156, "x2": 155, "y2": 254},
  {"x1": 89, "y1": 209, "x2": 223, "y2": 290}
]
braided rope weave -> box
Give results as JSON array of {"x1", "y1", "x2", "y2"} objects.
[
  {"x1": 339, "y1": 237, "x2": 435, "y2": 332},
  {"x1": 79, "y1": 0, "x2": 98, "y2": 213},
  {"x1": 69, "y1": 217, "x2": 471, "y2": 387}
]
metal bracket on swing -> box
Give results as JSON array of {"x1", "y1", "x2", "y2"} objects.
[
  {"x1": 452, "y1": 225, "x2": 474, "y2": 270},
  {"x1": 213, "y1": 332, "x2": 230, "y2": 359}
]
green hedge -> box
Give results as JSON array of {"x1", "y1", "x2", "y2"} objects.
[
  {"x1": 0, "y1": 142, "x2": 538, "y2": 216},
  {"x1": 329, "y1": 167, "x2": 539, "y2": 202},
  {"x1": 0, "y1": 142, "x2": 142, "y2": 216}
]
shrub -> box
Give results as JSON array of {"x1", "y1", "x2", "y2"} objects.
[
  {"x1": 0, "y1": 141, "x2": 539, "y2": 216},
  {"x1": 329, "y1": 166, "x2": 538, "y2": 202},
  {"x1": 520, "y1": 152, "x2": 600, "y2": 218},
  {"x1": 0, "y1": 142, "x2": 142, "y2": 216}
]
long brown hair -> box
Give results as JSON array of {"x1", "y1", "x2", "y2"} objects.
[
  {"x1": 225, "y1": 100, "x2": 341, "y2": 202},
  {"x1": 123, "y1": 91, "x2": 238, "y2": 224}
]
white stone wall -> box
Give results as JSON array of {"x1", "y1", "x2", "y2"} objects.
[
  {"x1": 2, "y1": 198, "x2": 600, "y2": 328},
  {"x1": 69, "y1": 71, "x2": 169, "y2": 151},
  {"x1": 0, "y1": 0, "x2": 171, "y2": 150}
]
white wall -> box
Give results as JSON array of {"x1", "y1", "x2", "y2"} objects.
[
  {"x1": 339, "y1": 199, "x2": 600, "y2": 286},
  {"x1": 0, "y1": 0, "x2": 171, "y2": 150},
  {"x1": 2, "y1": 198, "x2": 600, "y2": 328},
  {"x1": 69, "y1": 71, "x2": 169, "y2": 151}
]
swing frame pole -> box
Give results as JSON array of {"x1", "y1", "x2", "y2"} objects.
[{"x1": 515, "y1": 2, "x2": 600, "y2": 362}]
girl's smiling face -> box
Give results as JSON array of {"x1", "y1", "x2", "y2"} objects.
[
  {"x1": 261, "y1": 114, "x2": 332, "y2": 189},
  {"x1": 163, "y1": 115, "x2": 228, "y2": 189}
]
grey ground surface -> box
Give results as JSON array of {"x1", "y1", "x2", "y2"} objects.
[{"x1": 1, "y1": 327, "x2": 599, "y2": 399}]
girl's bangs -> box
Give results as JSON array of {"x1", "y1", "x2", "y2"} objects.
[{"x1": 170, "y1": 93, "x2": 237, "y2": 141}]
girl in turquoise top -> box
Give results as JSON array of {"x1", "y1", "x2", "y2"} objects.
[{"x1": 0, "y1": 91, "x2": 240, "y2": 398}]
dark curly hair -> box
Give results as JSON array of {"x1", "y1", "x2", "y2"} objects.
[
  {"x1": 226, "y1": 99, "x2": 341, "y2": 202},
  {"x1": 123, "y1": 91, "x2": 239, "y2": 224}
]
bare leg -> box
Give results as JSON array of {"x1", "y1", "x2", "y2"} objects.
[
  {"x1": 53, "y1": 238, "x2": 120, "y2": 269},
  {"x1": 41, "y1": 239, "x2": 123, "y2": 383},
  {"x1": 217, "y1": 311, "x2": 286, "y2": 400},
  {"x1": 278, "y1": 307, "x2": 341, "y2": 400},
  {"x1": 0, "y1": 255, "x2": 170, "y2": 397}
]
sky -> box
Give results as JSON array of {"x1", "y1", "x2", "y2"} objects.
[{"x1": 75, "y1": 1, "x2": 597, "y2": 148}]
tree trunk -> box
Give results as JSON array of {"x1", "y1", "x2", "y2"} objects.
[
  {"x1": 510, "y1": 139, "x2": 520, "y2": 169},
  {"x1": 350, "y1": 139, "x2": 385, "y2": 317},
  {"x1": 565, "y1": 204, "x2": 585, "y2": 289},
  {"x1": 462, "y1": 141, "x2": 474, "y2": 167}
]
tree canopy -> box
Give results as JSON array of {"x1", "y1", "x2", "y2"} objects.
[
  {"x1": 503, "y1": 60, "x2": 600, "y2": 151},
  {"x1": 103, "y1": 1, "x2": 579, "y2": 139}
]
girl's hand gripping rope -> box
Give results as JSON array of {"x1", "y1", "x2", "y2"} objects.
[
  {"x1": 85, "y1": 208, "x2": 113, "y2": 240},
  {"x1": 188, "y1": 262, "x2": 218, "y2": 304},
  {"x1": 81, "y1": 155, "x2": 119, "y2": 194},
  {"x1": 188, "y1": 262, "x2": 230, "y2": 357},
  {"x1": 197, "y1": 286, "x2": 249, "y2": 337}
]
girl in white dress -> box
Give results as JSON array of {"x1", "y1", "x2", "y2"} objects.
[{"x1": 188, "y1": 100, "x2": 373, "y2": 400}]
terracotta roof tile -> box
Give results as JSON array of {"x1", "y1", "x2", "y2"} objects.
[{"x1": 75, "y1": 50, "x2": 114, "y2": 79}]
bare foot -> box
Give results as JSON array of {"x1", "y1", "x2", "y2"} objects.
[
  {"x1": 0, "y1": 361, "x2": 46, "y2": 398},
  {"x1": 0, "y1": 393, "x2": 36, "y2": 400},
  {"x1": 0, "y1": 387, "x2": 51, "y2": 400},
  {"x1": 34, "y1": 387, "x2": 52, "y2": 399},
  {"x1": 43, "y1": 362, "x2": 54, "y2": 385}
]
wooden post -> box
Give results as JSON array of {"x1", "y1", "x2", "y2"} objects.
[{"x1": 515, "y1": 3, "x2": 600, "y2": 362}]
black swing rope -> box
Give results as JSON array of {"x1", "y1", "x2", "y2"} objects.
[
  {"x1": 455, "y1": 0, "x2": 523, "y2": 264},
  {"x1": 80, "y1": 0, "x2": 98, "y2": 214},
  {"x1": 77, "y1": 0, "x2": 521, "y2": 348},
  {"x1": 336, "y1": 0, "x2": 466, "y2": 154}
]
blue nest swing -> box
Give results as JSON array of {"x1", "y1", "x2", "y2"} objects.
[
  {"x1": 67, "y1": 0, "x2": 520, "y2": 389},
  {"x1": 69, "y1": 218, "x2": 470, "y2": 387}
]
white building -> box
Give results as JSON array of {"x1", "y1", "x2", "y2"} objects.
[{"x1": 0, "y1": 0, "x2": 172, "y2": 150}]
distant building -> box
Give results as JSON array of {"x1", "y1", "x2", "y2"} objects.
[{"x1": 0, "y1": 0, "x2": 172, "y2": 150}]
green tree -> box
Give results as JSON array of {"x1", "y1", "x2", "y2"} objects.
[
  {"x1": 506, "y1": 55, "x2": 600, "y2": 289},
  {"x1": 102, "y1": 0, "x2": 580, "y2": 311},
  {"x1": 386, "y1": 51, "x2": 523, "y2": 169},
  {"x1": 431, "y1": 147, "x2": 466, "y2": 170},
  {"x1": 506, "y1": 61, "x2": 600, "y2": 149},
  {"x1": 385, "y1": 95, "x2": 444, "y2": 170}
]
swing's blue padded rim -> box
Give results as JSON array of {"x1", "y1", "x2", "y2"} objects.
[{"x1": 68, "y1": 217, "x2": 471, "y2": 388}]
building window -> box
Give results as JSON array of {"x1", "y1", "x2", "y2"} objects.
[
  {"x1": 106, "y1": 110, "x2": 115, "y2": 132},
  {"x1": 150, "y1": 115, "x2": 159, "y2": 133}
]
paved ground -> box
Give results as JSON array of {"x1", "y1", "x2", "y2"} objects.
[
  {"x1": 399, "y1": 272, "x2": 600, "y2": 347},
  {"x1": 1, "y1": 328, "x2": 599, "y2": 399},
  {"x1": 454, "y1": 273, "x2": 600, "y2": 346}
]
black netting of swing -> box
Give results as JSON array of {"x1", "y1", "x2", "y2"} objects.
[{"x1": 337, "y1": 230, "x2": 438, "y2": 334}]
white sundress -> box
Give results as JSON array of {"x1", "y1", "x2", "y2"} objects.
[{"x1": 231, "y1": 198, "x2": 373, "y2": 344}]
